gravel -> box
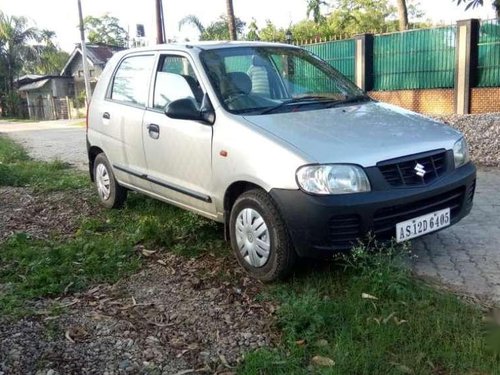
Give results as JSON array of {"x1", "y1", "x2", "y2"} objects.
[
  {"x1": 436, "y1": 113, "x2": 500, "y2": 167},
  {"x1": 0, "y1": 255, "x2": 274, "y2": 374},
  {"x1": 0, "y1": 187, "x2": 275, "y2": 374}
]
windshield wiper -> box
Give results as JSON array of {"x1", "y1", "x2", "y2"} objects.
[
  {"x1": 259, "y1": 95, "x2": 369, "y2": 115},
  {"x1": 259, "y1": 95, "x2": 339, "y2": 114}
]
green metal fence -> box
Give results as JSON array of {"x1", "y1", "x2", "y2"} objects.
[
  {"x1": 303, "y1": 39, "x2": 356, "y2": 82},
  {"x1": 477, "y1": 19, "x2": 500, "y2": 87},
  {"x1": 372, "y1": 26, "x2": 457, "y2": 91}
]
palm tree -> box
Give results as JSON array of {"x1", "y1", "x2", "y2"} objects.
[
  {"x1": 179, "y1": 15, "x2": 206, "y2": 35},
  {"x1": 306, "y1": 0, "x2": 327, "y2": 24},
  {"x1": 455, "y1": 0, "x2": 500, "y2": 17},
  {"x1": 0, "y1": 12, "x2": 39, "y2": 92},
  {"x1": 179, "y1": 15, "x2": 245, "y2": 41},
  {"x1": 396, "y1": 0, "x2": 409, "y2": 31},
  {"x1": 40, "y1": 29, "x2": 56, "y2": 46},
  {"x1": 226, "y1": 0, "x2": 237, "y2": 40}
]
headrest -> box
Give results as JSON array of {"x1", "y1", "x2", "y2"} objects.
[
  {"x1": 226, "y1": 72, "x2": 252, "y2": 95},
  {"x1": 252, "y1": 55, "x2": 268, "y2": 67}
]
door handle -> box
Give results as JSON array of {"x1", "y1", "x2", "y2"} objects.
[
  {"x1": 102, "y1": 112, "x2": 110, "y2": 120},
  {"x1": 147, "y1": 123, "x2": 160, "y2": 139}
]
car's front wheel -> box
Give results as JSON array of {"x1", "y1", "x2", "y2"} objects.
[
  {"x1": 93, "y1": 153, "x2": 127, "y2": 209},
  {"x1": 229, "y1": 189, "x2": 296, "y2": 281}
]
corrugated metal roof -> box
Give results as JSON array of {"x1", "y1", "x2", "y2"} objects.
[{"x1": 18, "y1": 79, "x2": 50, "y2": 91}]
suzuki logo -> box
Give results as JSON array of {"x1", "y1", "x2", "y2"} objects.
[{"x1": 414, "y1": 163, "x2": 426, "y2": 177}]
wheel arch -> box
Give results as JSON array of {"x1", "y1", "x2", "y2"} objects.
[
  {"x1": 88, "y1": 146, "x2": 104, "y2": 182},
  {"x1": 222, "y1": 180, "x2": 267, "y2": 240}
]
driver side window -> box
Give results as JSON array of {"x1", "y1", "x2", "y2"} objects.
[{"x1": 153, "y1": 55, "x2": 203, "y2": 110}]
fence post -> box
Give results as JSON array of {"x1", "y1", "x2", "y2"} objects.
[
  {"x1": 354, "y1": 34, "x2": 374, "y2": 92},
  {"x1": 454, "y1": 19, "x2": 480, "y2": 115}
]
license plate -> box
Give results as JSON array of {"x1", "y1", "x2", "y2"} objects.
[{"x1": 396, "y1": 208, "x2": 450, "y2": 243}]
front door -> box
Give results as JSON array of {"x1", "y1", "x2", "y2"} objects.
[{"x1": 142, "y1": 53, "x2": 215, "y2": 217}]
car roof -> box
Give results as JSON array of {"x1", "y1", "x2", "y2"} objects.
[{"x1": 118, "y1": 41, "x2": 300, "y2": 56}]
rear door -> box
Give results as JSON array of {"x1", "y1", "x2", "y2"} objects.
[
  {"x1": 100, "y1": 53, "x2": 155, "y2": 190},
  {"x1": 142, "y1": 53, "x2": 215, "y2": 217}
]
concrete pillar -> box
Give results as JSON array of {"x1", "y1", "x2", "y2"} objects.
[
  {"x1": 455, "y1": 19, "x2": 480, "y2": 115},
  {"x1": 354, "y1": 34, "x2": 374, "y2": 92}
]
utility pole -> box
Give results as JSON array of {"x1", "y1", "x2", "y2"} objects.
[
  {"x1": 77, "y1": 0, "x2": 92, "y2": 103},
  {"x1": 155, "y1": 0, "x2": 165, "y2": 44}
]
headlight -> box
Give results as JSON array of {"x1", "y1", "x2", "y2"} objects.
[
  {"x1": 296, "y1": 164, "x2": 371, "y2": 195},
  {"x1": 453, "y1": 138, "x2": 470, "y2": 168}
]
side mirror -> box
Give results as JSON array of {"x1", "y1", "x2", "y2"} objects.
[
  {"x1": 164, "y1": 94, "x2": 215, "y2": 125},
  {"x1": 165, "y1": 98, "x2": 201, "y2": 121}
]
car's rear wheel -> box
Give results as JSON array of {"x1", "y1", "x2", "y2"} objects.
[
  {"x1": 93, "y1": 153, "x2": 127, "y2": 209},
  {"x1": 229, "y1": 189, "x2": 296, "y2": 281}
]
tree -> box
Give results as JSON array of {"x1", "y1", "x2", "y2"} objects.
[
  {"x1": 0, "y1": 12, "x2": 39, "y2": 116},
  {"x1": 24, "y1": 30, "x2": 69, "y2": 75},
  {"x1": 293, "y1": 0, "x2": 402, "y2": 42},
  {"x1": 226, "y1": 0, "x2": 237, "y2": 40},
  {"x1": 258, "y1": 20, "x2": 287, "y2": 42},
  {"x1": 306, "y1": 0, "x2": 328, "y2": 23},
  {"x1": 454, "y1": 0, "x2": 500, "y2": 17},
  {"x1": 396, "y1": 0, "x2": 409, "y2": 30},
  {"x1": 83, "y1": 15, "x2": 128, "y2": 47},
  {"x1": 179, "y1": 15, "x2": 245, "y2": 40},
  {"x1": 246, "y1": 18, "x2": 260, "y2": 40}
]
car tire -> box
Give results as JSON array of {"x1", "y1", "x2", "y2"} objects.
[
  {"x1": 229, "y1": 189, "x2": 296, "y2": 281},
  {"x1": 93, "y1": 153, "x2": 127, "y2": 209}
]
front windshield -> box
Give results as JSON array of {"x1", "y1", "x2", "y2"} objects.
[{"x1": 199, "y1": 46, "x2": 367, "y2": 115}]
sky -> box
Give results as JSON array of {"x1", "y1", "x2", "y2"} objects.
[{"x1": 0, "y1": 0, "x2": 496, "y2": 52}]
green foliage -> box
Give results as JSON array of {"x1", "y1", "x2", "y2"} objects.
[
  {"x1": 179, "y1": 15, "x2": 245, "y2": 41},
  {"x1": 23, "y1": 30, "x2": 69, "y2": 75},
  {"x1": 83, "y1": 14, "x2": 128, "y2": 47},
  {"x1": 455, "y1": 0, "x2": 500, "y2": 17},
  {"x1": 0, "y1": 12, "x2": 40, "y2": 116},
  {"x1": 246, "y1": 18, "x2": 260, "y2": 41},
  {"x1": 257, "y1": 0, "x2": 427, "y2": 43},
  {"x1": 306, "y1": 0, "x2": 328, "y2": 23},
  {"x1": 258, "y1": 20, "x2": 287, "y2": 42},
  {"x1": 239, "y1": 244, "x2": 499, "y2": 374}
]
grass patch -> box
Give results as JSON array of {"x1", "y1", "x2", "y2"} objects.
[
  {"x1": 0, "y1": 136, "x2": 88, "y2": 191},
  {"x1": 0, "y1": 135, "x2": 227, "y2": 317},
  {"x1": 239, "y1": 246, "x2": 500, "y2": 374}
]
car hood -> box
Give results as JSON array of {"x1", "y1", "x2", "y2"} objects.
[{"x1": 243, "y1": 102, "x2": 462, "y2": 167}]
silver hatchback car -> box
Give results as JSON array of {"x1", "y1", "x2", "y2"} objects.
[{"x1": 87, "y1": 41, "x2": 476, "y2": 281}]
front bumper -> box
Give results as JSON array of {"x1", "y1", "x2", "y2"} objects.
[{"x1": 270, "y1": 162, "x2": 476, "y2": 257}]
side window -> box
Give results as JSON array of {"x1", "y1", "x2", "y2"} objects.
[
  {"x1": 110, "y1": 55, "x2": 154, "y2": 106},
  {"x1": 153, "y1": 55, "x2": 203, "y2": 110}
]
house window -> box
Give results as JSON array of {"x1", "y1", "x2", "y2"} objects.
[
  {"x1": 89, "y1": 70, "x2": 94, "y2": 77},
  {"x1": 77, "y1": 70, "x2": 83, "y2": 78}
]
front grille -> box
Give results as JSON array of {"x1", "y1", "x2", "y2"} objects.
[
  {"x1": 372, "y1": 187, "x2": 465, "y2": 240},
  {"x1": 325, "y1": 214, "x2": 362, "y2": 248},
  {"x1": 378, "y1": 151, "x2": 448, "y2": 187}
]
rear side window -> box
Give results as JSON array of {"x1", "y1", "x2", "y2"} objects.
[{"x1": 110, "y1": 55, "x2": 154, "y2": 106}]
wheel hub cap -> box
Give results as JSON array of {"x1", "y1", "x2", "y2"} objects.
[
  {"x1": 235, "y1": 208, "x2": 270, "y2": 268},
  {"x1": 96, "y1": 163, "x2": 111, "y2": 201}
]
